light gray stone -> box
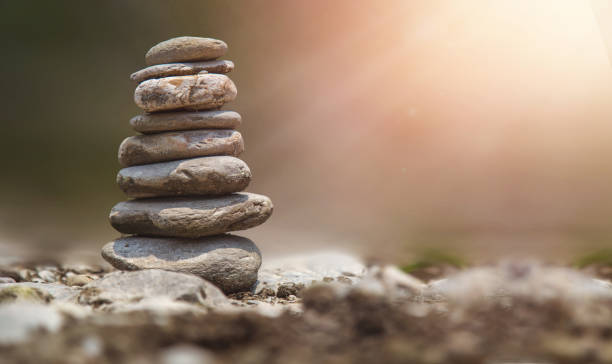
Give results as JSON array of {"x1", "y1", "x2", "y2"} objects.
[
  {"x1": 109, "y1": 192, "x2": 273, "y2": 237},
  {"x1": 118, "y1": 129, "x2": 244, "y2": 167},
  {"x1": 421, "y1": 261, "x2": 612, "y2": 304},
  {"x1": 101, "y1": 235, "x2": 262, "y2": 293},
  {"x1": 254, "y1": 251, "x2": 366, "y2": 295},
  {"x1": 145, "y1": 37, "x2": 227, "y2": 66},
  {"x1": 160, "y1": 345, "x2": 217, "y2": 364},
  {"x1": 134, "y1": 74, "x2": 236, "y2": 112},
  {"x1": 130, "y1": 110, "x2": 241, "y2": 134},
  {"x1": 131, "y1": 60, "x2": 234, "y2": 83},
  {"x1": 0, "y1": 303, "x2": 63, "y2": 344},
  {"x1": 117, "y1": 156, "x2": 251, "y2": 198},
  {"x1": 80, "y1": 269, "x2": 227, "y2": 307}
]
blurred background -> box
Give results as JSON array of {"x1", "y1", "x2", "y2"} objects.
[{"x1": 1, "y1": 0, "x2": 612, "y2": 263}]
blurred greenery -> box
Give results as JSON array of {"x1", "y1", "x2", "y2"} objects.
[{"x1": 400, "y1": 248, "x2": 468, "y2": 274}]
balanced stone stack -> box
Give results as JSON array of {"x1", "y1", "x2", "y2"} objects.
[{"x1": 101, "y1": 37, "x2": 273, "y2": 293}]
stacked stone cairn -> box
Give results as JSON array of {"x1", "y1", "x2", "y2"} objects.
[{"x1": 101, "y1": 37, "x2": 273, "y2": 293}]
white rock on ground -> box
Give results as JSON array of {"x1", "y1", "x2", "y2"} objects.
[
  {"x1": 422, "y1": 260, "x2": 612, "y2": 304},
  {"x1": 254, "y1": 251, "x2": 367, "y2": 295},
  {"x1": 0, "y1": 303, "x2": 63, "y2": 344}
]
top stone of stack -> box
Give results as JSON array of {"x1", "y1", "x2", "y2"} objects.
[{"x1": 145, "y1": 36, "x2": 228, "y2": 66}]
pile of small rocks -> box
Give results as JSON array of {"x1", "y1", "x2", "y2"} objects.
[{"x1": 102, "y1": 36, "x2": 273, "y2": 293}]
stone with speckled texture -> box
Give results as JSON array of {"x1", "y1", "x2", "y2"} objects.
[
  {"x1": 116, "y1": 156, "x2": 251, "y2": 198},
  {"x1": 118, "y1": 129, "x2": 243, "y2": 167},
  {"x1": 109, "y1": 192, "x2": 273, "y2": 238},
  {"x1": 130, "y1": 110, "x2": 241, "y2": 134},
  {"x1": 134, "y1": 74, "x2": 236, "y2": 112},
  {"x1": 131, "y1": 60, "x2": 234, "y2": 83},
  {"x1": 145, "y1": 37, "x2": 227, "y2": 66}
]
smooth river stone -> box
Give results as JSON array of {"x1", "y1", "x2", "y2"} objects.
[
  {"x1": 109, "y1": 193, "x2": 273, "y2": 238},
  {"x1": 130, "y1": 60, "x2": 234, "y2": 83},
  {"x1": 101, "y1": 235, "x2": 261, "y2": 293},
  {"x1": 134, "y1": 74, "x2": 236, "y2": 112},
  {"x1": 130, "y1": 110, "x2": 241, "y2": 134},
  {"x1": 145, "y1": 37, "x2": 227, "y2": 66},
  {"x1": 117, "y1": 156, "x2": 251, "y2": 198},
  {"x1": 118, "y1": 129, "x2": 244, "y2": 167}
]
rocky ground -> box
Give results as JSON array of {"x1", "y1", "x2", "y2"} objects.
[{"x1": 2, "y1": 252, "x2": 612, "y2": 363}]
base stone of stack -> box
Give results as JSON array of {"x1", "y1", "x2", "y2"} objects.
[
  {"x1": 134, "y1": 74, "x2": 236, "y2": 112},
  {"x1": 118, "y1": 129, "x2": 244, "y2": 167},
  {"x1": 110, "y1": 192, "x2": 273, "y2": 238},
  {"x1": 130, "y1": 110, "x2": 241, "y2": 134},
  {"x1": 117, "y1": 156, "x2": 251, "y2": 198},
  {"x1": 101, "y1": 234, "x2": 261, "y2": 293}
]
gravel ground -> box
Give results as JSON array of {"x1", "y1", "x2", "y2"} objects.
[{"x1": 2, "y1": 256, "x2": 612, "y2": 363}]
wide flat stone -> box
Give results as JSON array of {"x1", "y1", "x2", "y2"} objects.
[
  {"x1": 118, "y1": 129, "x2": 244, "y2": 167},
  {"x1": 134, "y1": 74, "x2": 236, "y2": 112},
  {"x1": 131, "y1": 60, "x2": 234, "y2": 83},
  {"x1": 145, "y1": 37, "x2": 227, "y2": 66},
  {"x1": 130, "y1": 110, "x2": 242, "y2": 134},
  {"x1": 130, "y1": 110, "x2": 241, "y2": 134},
  {"x1": 117, "y1": 156, "x2": 251, "y2": 198},
  {"x1": 79, "y1": 269, "x2": 227, "y2": 308},
  {"x1": 109, "y1": 192, "x2": 273, "y2": 237},
  {"x1": 101, "y1": 235, "x2": 262, "y2": 293}
]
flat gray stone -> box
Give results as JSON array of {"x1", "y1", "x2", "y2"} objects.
[
  {"x1": 101, "y1": 235, "x2": 262, "y2": 293},
  {"x1": 109, "y1": 192, "x2": 273, "y2": 237},
  {"x1": 130, "y1": 110, "x2": 241, "y2": 134},
  {"x1": 80, "y1": 269, "x2": 227, "y2": 307},
  {"x1": 131, "y1": 60, "x2": 234, "y2": 83},
  {"x1": 117, "y1": 156, "x2": 251, "y2": 198},
  {"x1": 118, "y1": 129, "x2": 244, "y2": 167},
  {"x1": 134, "y1": 74, "x2": 236, "y2": 112},
  {"x1": 145, "y1": 37, "x2": 227, "y2": 66}
]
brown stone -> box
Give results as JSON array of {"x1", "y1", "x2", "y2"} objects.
[
  {"x1": 134, "y1": 74, "x2": 236, "y2": 112},
  {"x1": 118, "y1": 129, "x2": 244, "y2": 167},
  {"x1": 109, "y1": 193, "x2": 273, "y2": 238},
  {"x1": 130, "y1": 60, "x2": 234, "y2": 83},
  {"x1": 130, "y1": 110, "x2": 241, "y2": 134},
  {"x1": 116, "y1": 156, "x2": 251, "y2": 198},
  {"x1": 145, "y1": 37, "x2": 227, "y2": 66}
]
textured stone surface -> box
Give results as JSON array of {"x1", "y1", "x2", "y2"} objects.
[
  {"x1": 134, "y1": 74, "x2": 236, "y2": 112},
  {"x1": 0, "y1": 282, "x2": 81, "y2": 303},
  {"x1": 80, "y1": 269, "x2": 227, "y2": 307},
  {"x1": 117, "y1": 156, "x2": 251, "y2": 198},
  {"x1": 109, "y1": 193, "x2": 273, "y2": 237},
  {"x1": 130, "y1": 110, "x2": 241, "y2": 134},
  {"x1": 101, "y1": 235, "x2": 262, "y2": 293},
  {"x1": 254, "y1": 252, "x2": 367, "y2": 295},
  {"x1": 131, "y1": 60, "x2": 234, "y2": 83},
  {"x1": 145, "y1": 37, "x2": 227, "y2": 66},
  {"x1": 118, "y1": 129, "x2": 244, "y2": 167}
]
